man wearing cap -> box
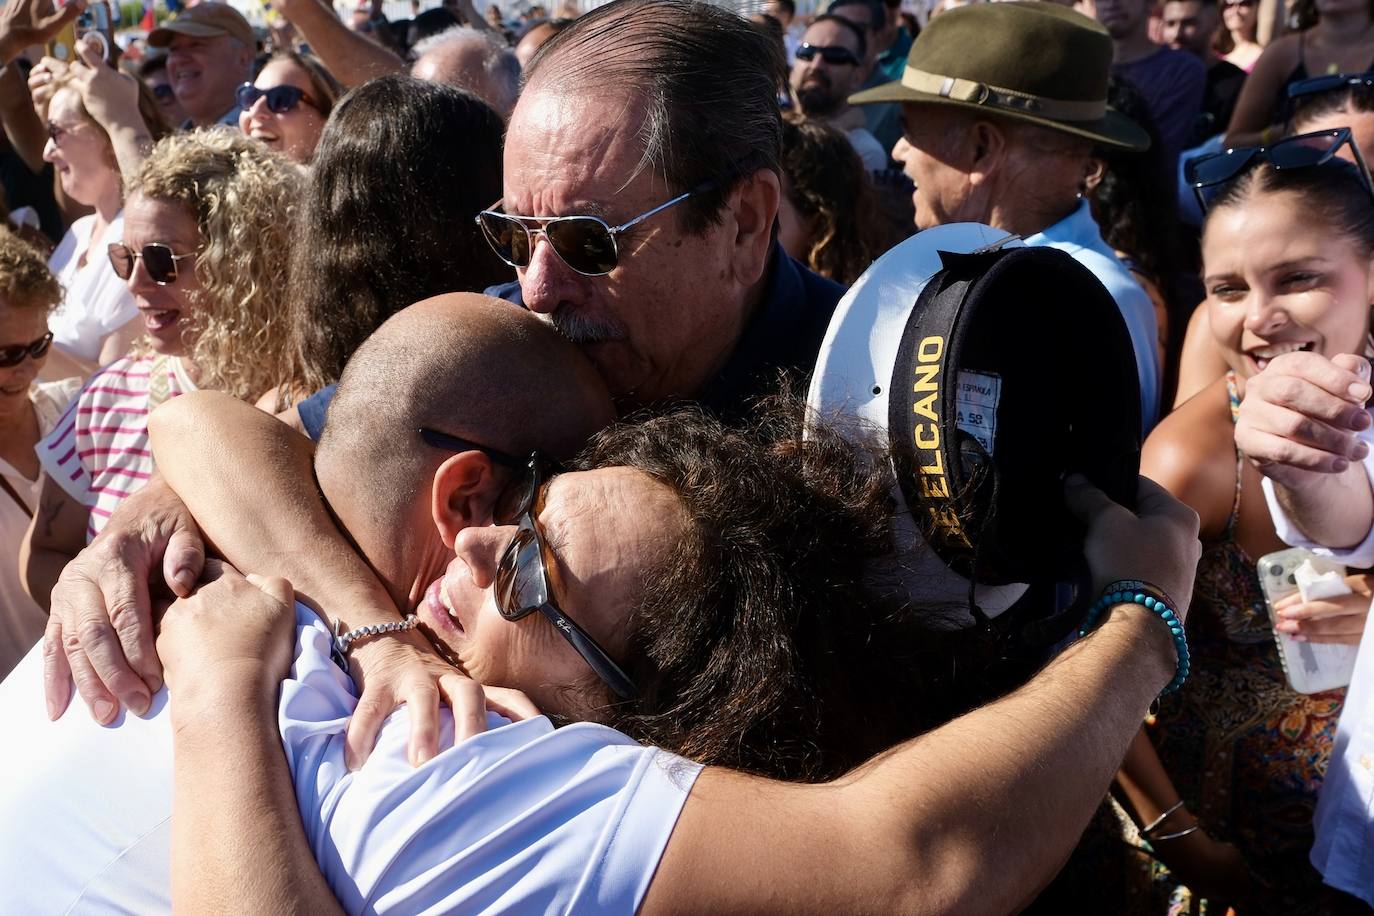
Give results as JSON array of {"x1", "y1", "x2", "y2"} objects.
[
  {"x1": 852, "y1": 0, "x2": 1162, "y2": 430},
  {"x1": 147, "y1": 2, "x2": 255, "y2": 129}
]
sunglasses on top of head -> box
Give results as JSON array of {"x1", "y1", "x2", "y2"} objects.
[
  {"x1": 795, "y1": 43, "x2": 861, "y2": 66},
  {"x1": 107, "y1": 242, "x2": 197, "y2": 286},
  {"x1": 1288, "y1": 71, "x2": 1374, "y2": 102},
  {"x1": 1185, "y1": 127, "x2": 1374, "y2": 211},
  {"x1": 0, "y1": 331, "x2": 53, "y2": 368},
  {"x1": 491, "y1": 454, "x2": 639, "y2": 700},
  {"x1": 476, "y1": 182, "x2": 715, "y2": 277},
  {"x1": 236, "y1": 83, "x2": 317, "y2": 115}
]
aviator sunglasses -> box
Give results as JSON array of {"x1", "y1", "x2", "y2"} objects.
[
  {"x1": 108, "y1": 242, "x2": 197, "y2": 286},
  {"x1": 235, "y1": 83, "x2": 316, "y2": 114},
  {"x1": 795, "y1": 43, "x2": 862, "y2": 66},
  {"x1": 0, "y1": 331, "x2": 53, "y2": 368},
  {"x1": 476, "y1": 184, "x2": 712, "y2": 277},
  {"x1": 493, "y1": 454, "x2": 639, "y2": 700},
  {"x1": 1185, "y1": 127, "x2": 1374, "y2": 211}
]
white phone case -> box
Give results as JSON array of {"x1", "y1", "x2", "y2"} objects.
[{"x1": 1257, "y1": 548, "x2": 1360, "y2": 694}]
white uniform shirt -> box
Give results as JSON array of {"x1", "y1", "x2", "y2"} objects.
[
  {"x1": 1263, "y1": 423, "x2": 1374, "y2": 907},
  {"x1": 1024, "y1": 199, "x2": 1161, "y2": 431},
  {"x1": 47, "y1": 213, "x2": 138, "y2": 363},
  {"x1": 0, "y1": 603, "x2": 699, "y2": 914}
]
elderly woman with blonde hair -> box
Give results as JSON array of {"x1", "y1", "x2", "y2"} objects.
[{"x1": 21, "y1": 129, "x2": 300, "y2": 614}]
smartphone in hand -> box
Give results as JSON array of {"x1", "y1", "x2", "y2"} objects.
[{"x1": 1257, "y1": 547, "x2": 1359, "y2": 694}]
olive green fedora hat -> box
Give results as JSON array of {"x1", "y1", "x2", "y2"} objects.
[{"x1": 850, "y1": 1, "x2": 1149, "y2": 151}]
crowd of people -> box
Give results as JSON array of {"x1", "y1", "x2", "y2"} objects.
[{"x1": 0, "y1": 0, "x2": 1371, "y2": 911}]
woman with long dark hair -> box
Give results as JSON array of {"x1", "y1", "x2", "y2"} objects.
[{"x1": 287, "y1": 76, "x2": 510, "y2": 406}]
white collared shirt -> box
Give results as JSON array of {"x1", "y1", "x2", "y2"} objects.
[
  {"x1": 0, "y1": 604, "x2": 699, "y2": 913},
  {"x1": 1263, "y1": 424, "x2": 1374, "y2": 906},
  {"x1": 1024, "y1": 199, "x2": 1161, "y2": 431}
]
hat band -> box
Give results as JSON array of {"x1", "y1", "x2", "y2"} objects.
[{"x1": 902, "y1": 66, "x2": 1107, "y2": 123}]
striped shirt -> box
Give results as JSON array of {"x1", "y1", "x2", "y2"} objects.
[{"x1": 36, "y1": 355, "x2": 197, "y2": 542}]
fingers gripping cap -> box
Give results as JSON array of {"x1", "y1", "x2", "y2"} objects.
[{"x1": 807, "y1": 224, "x2": 1141, "y2": 621}]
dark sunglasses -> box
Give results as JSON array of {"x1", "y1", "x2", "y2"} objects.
[
  {"x1": 417, "y1": 426, "x2": 526, "y2": 471},
  {"x1": 493, "y1": 455, "x2": 638, "y2": 700},
  {"x1": 1185, "y1": 127, "x2": 1374, "y2": 210},
  {"x1": 795, "y1": 43, "x2": 862, "y2": 66},
  {"x1": 1289, "y1": 71, "x2": 1374, "y2": 101},
  {"x1": 151, "y1": 83, "x2": 175, "y2": 103},
  {"x1": 235, "y1": 83, "x2": 316, "y2": 114},
  {"x1": 107, "y1": 242, "x2": 197, "y2": 286},
  {"x1": 0, "y1": 331, "x2": 53, "y2": 368},
  {"x1": 476, "y1": 185, "x2": 707, "y2": 277}
]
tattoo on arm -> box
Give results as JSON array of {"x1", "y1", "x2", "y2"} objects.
[{"x1": 39, "y1": 495, "x2": 63, "y2": 539}]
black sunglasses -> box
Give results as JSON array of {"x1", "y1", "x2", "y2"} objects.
[
  {"x1": 236, "y1": 83, "x2": 316, "y2": 114},
  {"x1": 107, "y1": 242, "x2": 197, "y2": 286},
  {"x1": 795, "y1": 43, "x2": 862, "y2": 66},
  {"x1": 0, "y1": 331, "x2": 53, "y2": 368},
  {"x1": 493, "y1": 455, "x2": 638, "y2": 700},
  {"x1": 1288, "y1": 71, "x2": 1374, "y2": 101},
  {"x1": 1185, "y1": 127, "x2": 1374, "y2": 211},
  {"x1": 151, "y1": 83, "x2": 175, "y2": 103},
  {"x1": 476, "y1": 184, "x2": 709, "y2": 277},
  {"x1": 417, "y1": 426, "x2": 526, "y2": 472}
]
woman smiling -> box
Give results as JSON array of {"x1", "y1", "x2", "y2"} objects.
[
  {"x1": 238, "y1": 51, "x2": 341, "y2": 165},
  {"x1": 20, "y1": 130, "x2": 300, "y2": 613}
]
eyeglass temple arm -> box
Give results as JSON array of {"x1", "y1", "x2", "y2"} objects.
[
  {"x1": 417, "y1": 428, "x2": 528, "y2": 471},
  {"x1": 537, "y1": 602, "x2": 638, "y2": 699},
  {"x1": 609, "y1": 180, "x2": 721, "y2": 235}
]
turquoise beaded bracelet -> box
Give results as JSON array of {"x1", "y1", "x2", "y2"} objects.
[{"x1": 1077, "y1": 581, "x2": 1191, "y2": 695}]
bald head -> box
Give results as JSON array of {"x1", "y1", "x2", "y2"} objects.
[
  {"x1": 316, "y1": 293, "x2": 614, "y2": 584},
  {"x1": 411, "y1": 26, "x2": 521, "y2": 116}
]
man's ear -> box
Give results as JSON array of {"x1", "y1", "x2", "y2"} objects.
[
  {"x1": 431, "y1": 452, "x2": 502, "y2": 548},
  {"x1": 727, "y1": 168, "x2": 781, "y2": 287},
  {"x1": 1081, "y1": 154, "x2": 1107, "y2": 195},
  {"x1": 966, "y1": 119, "x2": 1008, "y2": 188}
]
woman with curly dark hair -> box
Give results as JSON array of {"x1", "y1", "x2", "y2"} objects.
[
  {"x1": 286, "y1": 75, "x2": 510, "y2": 404},
  {"x1": 777, "y1": 114, "x2": 882, "y2": 285}
]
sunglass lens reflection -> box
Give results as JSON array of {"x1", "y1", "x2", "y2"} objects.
[
  {"x1": 546, "y1": 218, "x2": 617, "y2": 274},
  {"x1": 496, "y1": 531, "x2": 547, "y2": 618},
  {"x1": 480, "y1": 213, "x2": 531, "y2": 267},
  {"x1": 143, "y1": 245, "x2": 177, "y2": 283}
]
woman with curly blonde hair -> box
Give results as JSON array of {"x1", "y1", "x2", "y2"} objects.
[{"x1": 21, "y1": 130, "x2": 299, "y2": 610}]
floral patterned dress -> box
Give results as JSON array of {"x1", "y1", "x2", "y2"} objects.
[{"x1": 1146, "y1": 372, "x2": 1345, "y2": 914}]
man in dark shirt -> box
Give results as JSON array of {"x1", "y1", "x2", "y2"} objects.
[
  {"x1": 300, "y1": 0, "x2": 844, "y2": 439},
  {"x1": 1162, "y1": 0, "x2": 1247, "y2": 145},
  {"x1": 1095, "y1": 0, "x2": 1206, "y2": 169}
]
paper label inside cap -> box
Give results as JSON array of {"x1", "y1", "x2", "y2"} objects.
[{"x1": 955, "y1": 370, "x2": 1001, "y2": 455}]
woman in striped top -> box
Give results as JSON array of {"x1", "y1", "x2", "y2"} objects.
[{"x1": 21, "y1": 130, "x2": 300, "y2": 612}]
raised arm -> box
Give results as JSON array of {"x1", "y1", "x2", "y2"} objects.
[
  {"x1": 269, "y1": 0, "x2": 403, "y2": 88},
  {"x1": 0, "y1": 60, "x2": 46, "y2": 173},
  {"x1": 149, "y1": 391, "x2": 486, "y2": 765},
  {"x1": 159, "y1": 566, "x2": 344, "y2": 916},
  {"x1": 1224, "y1": 35, "x2": 1297, "y2": 147},
  {"x1": 147, "y1": 390, "x2": 389, "y2": 616},
  {"x1": 643, "y1": 476, "x2": 1203, "y2": 915},
  {"x1": 67, "y1": 36, "x2": 157, "y2": 182},
  {"x1": 1234, "y1": 351, "x2": 1374, "y2": 554}
]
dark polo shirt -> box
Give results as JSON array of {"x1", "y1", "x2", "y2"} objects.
[{"x1": 296, "y1": 246, "x2": 844, "y2": 439}]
